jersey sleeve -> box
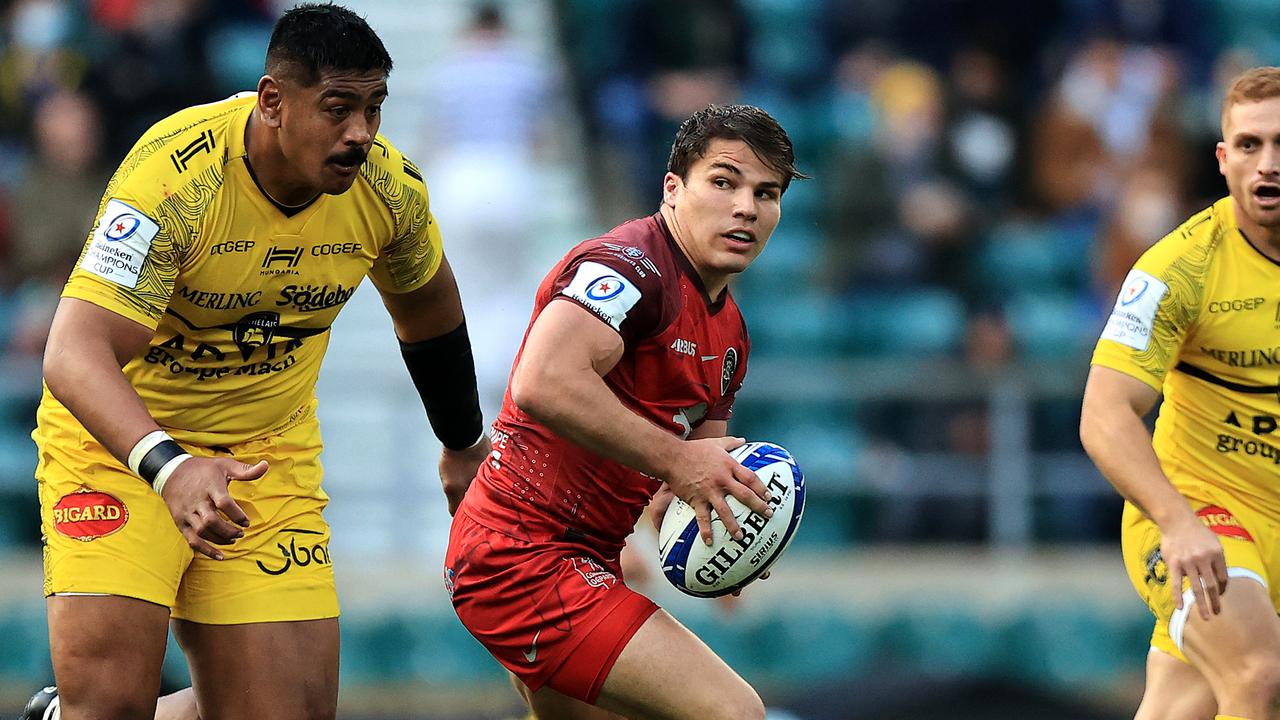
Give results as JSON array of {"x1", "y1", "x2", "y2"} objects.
[
  {"x1": 367, "y1": 151, "x2": 444, "y2": 294},
  {"x1": 548, "y1": 244, "x2": 670, "y2": 346},
  {"x1": 1091, "y1": 224, "x2": 1214, "y2": 392},
  {"x1": 62, "y1": 151, "x2": 201, "y2": 330}
]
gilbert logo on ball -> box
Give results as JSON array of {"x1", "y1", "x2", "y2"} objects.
[{"x1": 658, "y1": 441, "x2": 805, "y2": 597}]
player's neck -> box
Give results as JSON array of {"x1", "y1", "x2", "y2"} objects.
[
  {"x1": 244, "y1": 111, "x2": 321, "y2": 208},
  {"x1": 659, "y1": 205, "x2": 730, "y2": 299},
  {"x1": 1233, "y1": 199, "x2": 1280, "y2": 262}
]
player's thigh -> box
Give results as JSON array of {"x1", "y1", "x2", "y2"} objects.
[
  {"x1": 174, "y1": 617, "x2": 339, "y2": 720},
  {"x1": 1135, "y1": 648, "x2": 1216, "y2": 720},
  {"x1": 594, "y1": 609, "x2": 763, "y2": 720},
  {"x1": 48, "y1": 595, "x2": 172, "y2": 720},
  {"x1": 1182, "y1": 575, "x2": 1280, "y2": 692}
]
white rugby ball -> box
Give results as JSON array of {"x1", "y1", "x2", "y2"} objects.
[{"x1": 658, "y1": 441, "x2": 805, "y2": 597}]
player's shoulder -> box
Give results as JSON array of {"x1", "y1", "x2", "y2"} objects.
[
  {"x1": 359, "y1": 133, "x2": 429, "y2": 201},
  {"x1": 567, "y1": 214, "x2": 678, "y2": 278},
  {"x1": 1139, "y1": 198, "x2": 1231, "y2": 273},
  {"x1": 109, "y1": 93, "x2": 254, "y2": 210}
]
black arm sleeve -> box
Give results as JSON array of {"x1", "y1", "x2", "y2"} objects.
[{"x1": 399, "y1": 319, "x2": 485, "y2": 450}]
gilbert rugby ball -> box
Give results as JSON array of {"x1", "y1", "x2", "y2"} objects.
[{"x1": 658, "y1": 441, "x2": 805, "y2": 597}]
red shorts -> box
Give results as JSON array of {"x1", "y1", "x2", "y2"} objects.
[{"x1": 444, "y1": 509, "x2": 658, "y2": 703}]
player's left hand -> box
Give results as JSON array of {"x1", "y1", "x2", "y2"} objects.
[{"x1": 438, "y1": 435, "x2": 491, "y2": 515}]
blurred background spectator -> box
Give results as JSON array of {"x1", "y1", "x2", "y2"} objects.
[{"x1": 1, "y1": 0, "x2": 1274, "y2": 717}]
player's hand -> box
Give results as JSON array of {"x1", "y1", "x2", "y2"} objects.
[
  {"x1": 666, "y1": 436, "x2": 773, "y2": 546},
  {"x1": 1160, "y1": 513, "x2": 1229, "y2": 621},
  {"x1": 649, "y1": 483, "x2": 675, "y2": 532},
  {"x1": 438, "y1": 435, "x2": 491, "y2": 515},
  {"x1": 161, "y1": 456, "x2": 268, "y2": 561}
]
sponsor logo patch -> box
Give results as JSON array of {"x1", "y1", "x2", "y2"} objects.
[
  {"x1": 255, "y1": 528, "x2": 331, "y2": 575},
  {"x1": 570, "y1": 556, "x2": 617, "y2": 588},
  {"x1": 260, "y1": 246, "x2": 303, "y2": 276},
  {"x1": 1196, "y1": 505, "x2": 1255, "y2": 542},
  {"x1": 1100, "y1": 269, "x2": 1168, "y2": 351},
  {"x1": 80, "y1": 199, "x2": 160, "y2": 288},
  {"x1": 53, "y1": 489, "x2": 128, "y2": 541},
  {"x1": 561, "y1": 261, "x2": 642, "y2": 331}
]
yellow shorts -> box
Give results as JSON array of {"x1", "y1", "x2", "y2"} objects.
[
  {"x1": 1120, "y1": 487, "x2": 1278, "y2": 663},
  {"x1": 36, "y1": 414, "x2": 338, "y2": 625}
]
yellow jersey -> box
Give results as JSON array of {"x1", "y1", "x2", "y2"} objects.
[
  {"x1": 35, "y1": 93, "x2": 442, "y2": 448},
  {"x1": 1092, "y1": 196, "x2": 1280, "y2": 515}
]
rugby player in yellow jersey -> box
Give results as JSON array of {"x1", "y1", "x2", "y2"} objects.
[
  {"x1": 29, "y1": 4, "x2": 491, "y2": 720},
  {"x1": 1082, "y1": 66, "x2": 1280, "y2": 720}
]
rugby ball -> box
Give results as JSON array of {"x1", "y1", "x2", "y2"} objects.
[{"x1": 658, "y1": 441, "x2": 805, "y2": 597}]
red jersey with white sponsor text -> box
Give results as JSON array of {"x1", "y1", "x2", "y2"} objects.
[{"x1": 460, "y1": 213, "x2": 750, "y2": 560}]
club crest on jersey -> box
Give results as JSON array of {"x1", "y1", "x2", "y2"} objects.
[
  {"x1": 721, "y1": 347, "x2": 739, "y2": 395},
  {"x1": 233, "y1": 311, "x2": 280, "y2": 360}
]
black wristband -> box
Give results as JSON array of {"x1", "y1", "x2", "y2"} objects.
[
  {"x1": 399, "y1": 319, "x2": 485, "y2": 450},
  {"x1": 138, "y1": 440, "x2": 186, "y2": 483}
]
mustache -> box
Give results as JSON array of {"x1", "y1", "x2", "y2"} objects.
[{"x1": 327, "y1": 150, "x2": 367, "y2": 165}]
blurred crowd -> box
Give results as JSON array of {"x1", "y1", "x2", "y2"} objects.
[
  {"x1": 2, "y1": 0, "x2": 1279, "y2": 545},
  {"x1": 0, "y1": 0, "x2": 275, "y2": 361},
  {"x1": 558, "y1": 0, "x2": 1264, "y2": 364}
]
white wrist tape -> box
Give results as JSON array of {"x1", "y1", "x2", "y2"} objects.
[
  {"x1": 127, "y1": 430, "x2": 192, "y2": 495},
  {"x1": 127, "y1": 430, "x2": 172, "y2": 475},
  {"x1": 151, "y1": 453, "x2": 193, "y2": 497}
]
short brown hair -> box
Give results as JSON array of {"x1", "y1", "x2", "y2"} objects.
[
  {"x1": 666, "y1": 104, "x2": 809, "y2": 192},
  {"x1": 1222, "y1": 66, "x2": 1280, "y2": 132}
]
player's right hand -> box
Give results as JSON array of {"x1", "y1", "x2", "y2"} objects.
[
  {"x1": 1160, "y1": 513, "x2": 1229, "y2": 621},
  {"x1": 667, "y1": 436, "x2": 773, "y2": 546},
  {"x1": 161, "y1": 457, "x2": 268, "y2": 560}
]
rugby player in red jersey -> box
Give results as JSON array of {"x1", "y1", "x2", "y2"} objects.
[{"x1": 445, "y1": 104, "x2": 806, "y2": 720}]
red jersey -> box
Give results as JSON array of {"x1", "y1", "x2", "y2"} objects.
[{"x1": 460, "y1": 213, "x2": 750, "y2": 559}]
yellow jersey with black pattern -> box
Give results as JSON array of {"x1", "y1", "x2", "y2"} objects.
[
  {"x1": 36, "y1": 93, "x2": 442, "y2": 448},
  {"x1": 1092, "y1": 196, "x2": 1280, "y2": 515}
]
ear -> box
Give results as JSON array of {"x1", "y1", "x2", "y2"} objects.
[
  {"x1": 257, "y1": 75, "x2": 284, "y2": 129},
  {"x1": 1216, "y1": 141, "x2": 1228, "y2": 177},
  {"x1": 661, "y1": 171, "x2": 682, "y2": 208}
]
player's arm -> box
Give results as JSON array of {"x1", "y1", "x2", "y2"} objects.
[
  {"x1": 510, "y1": 300, "x2": 771, "y2": 543},
  {"x1": 43, "y1": 299, "x2": 266, "y2": 559},
  {"x1": 377, "y1": 254, "x2": 490, "y2": 514},
  {"x1": 1080, "y1": 364, "x2": 1228, "y2": 619}
]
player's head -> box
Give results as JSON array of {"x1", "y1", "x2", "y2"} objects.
[
  {"x1": 1217, "y1": 66, "x2": 1280, "y2": 229},
  {"x1": 661, "y1": 105, "x2": 806, "y2": 294},
  {"x1": 257, "y1": 3, "x2": 392, "y2": 196}
]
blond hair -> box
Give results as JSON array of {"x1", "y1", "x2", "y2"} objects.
[{"x1": 1222, "y1": 66, "x2": 1280, "y2": 132}]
